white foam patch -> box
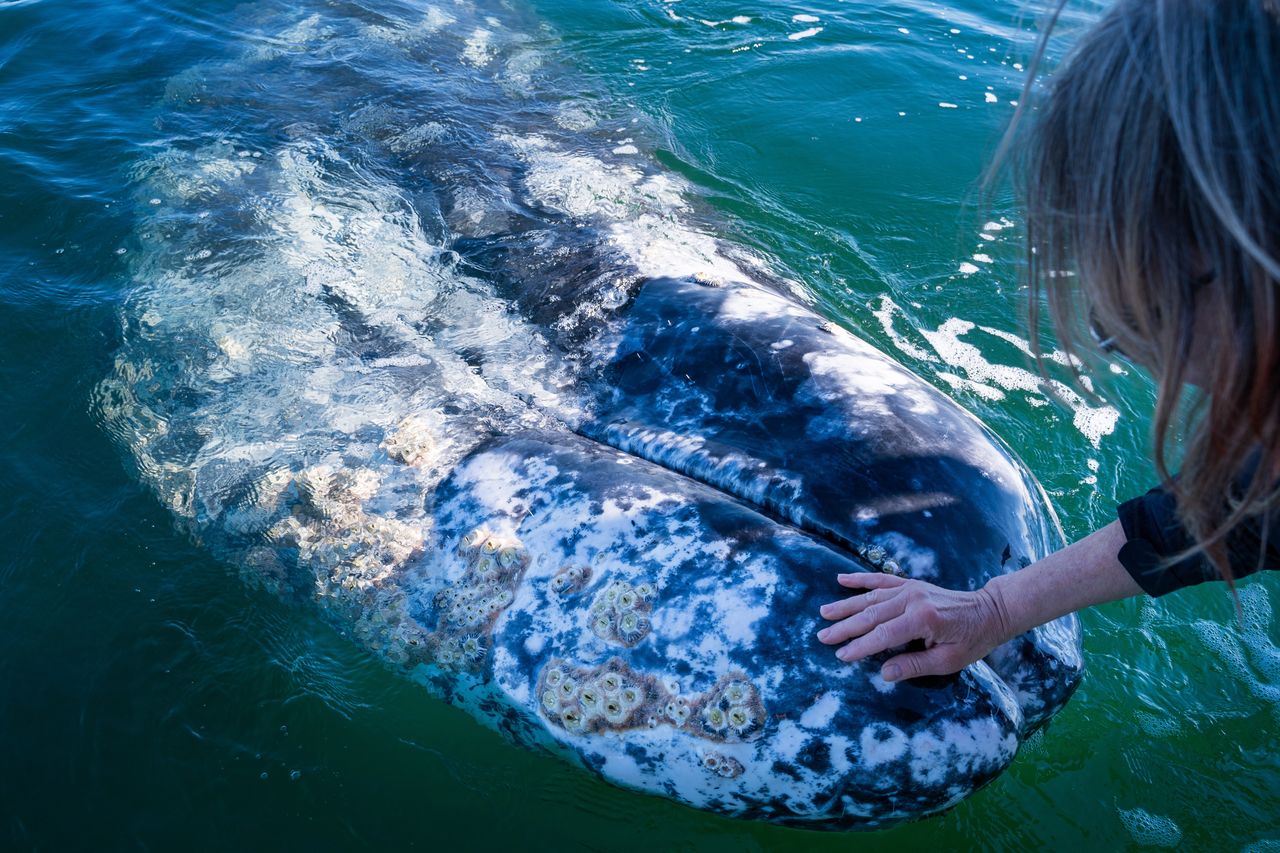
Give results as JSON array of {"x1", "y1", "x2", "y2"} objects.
[
  {"x1": 501, "y1": 133, "x2": 754, "y2": 285},
  {"x1": 871, "y1": 296, "x2": 934, "y2": 362},
  {"x1": 916, "y1": 318, "x2": 1118, "y2": 447},
  {"x1": 789, "y1": 27, "x2": 823, "y2": 40},
  {"x1": 1119, "y1": 807, "x2": 1183, "y2": 848},
  {"x1": 792, "y1": 14, "x2": 819, "y2": 22}
]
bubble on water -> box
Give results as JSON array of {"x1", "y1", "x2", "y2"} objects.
[
  {"x1": 259, "y1": 771, "x2": 269, "y2": 780},
  {"x1": 1118, "y1": 807, "x2": 1182, "y2": 848},
  {"x1": 289, "y1": 770, "x2": 301, "y2": 781},
  {"x1": 1133, "y1": 711, "x2": 1179, "y2": 738}
]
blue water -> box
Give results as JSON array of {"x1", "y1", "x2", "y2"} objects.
[{"x1": 1, "y1": 0, "x2": 1276, "y2": 848}]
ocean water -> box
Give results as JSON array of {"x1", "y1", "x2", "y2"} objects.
[{"x1": 0, "y1": 0, "x2": 1276, "y2": 848}]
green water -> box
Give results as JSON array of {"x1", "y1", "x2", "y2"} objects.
[{"x1": 0, "y1": 0, "x2": 1276, "y2": 848}]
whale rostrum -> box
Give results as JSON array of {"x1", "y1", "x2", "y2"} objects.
[{"x1": 96, "y1": 0, "x2": 1082, "y2": 829}]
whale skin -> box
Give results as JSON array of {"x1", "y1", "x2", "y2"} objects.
[{"x1": 97, "y1": 0, "x2": 1083, "y2": 830}]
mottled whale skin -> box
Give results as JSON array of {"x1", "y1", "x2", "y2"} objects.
[{"x1": 97, "y1": 0, "x2": 1083, "y2": 830}]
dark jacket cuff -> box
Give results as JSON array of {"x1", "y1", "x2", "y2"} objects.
[{"x1": 1116, "y1": 489, "x2": 1218, "y2": 597}]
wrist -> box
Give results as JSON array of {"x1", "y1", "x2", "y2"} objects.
[{"x1": 979, "y1": 573, "x2": 1019, "y2": 643}]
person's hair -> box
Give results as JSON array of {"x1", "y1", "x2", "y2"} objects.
[{"x1": 1001, "y1": 0, "x2": 1280, "y2": 583}]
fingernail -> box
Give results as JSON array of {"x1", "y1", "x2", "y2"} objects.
[
  {"x1": 817, "y1": 628, "x2": 829, "y2": 641},
  {"x1": 837, "y1": 573, "x2": 851, "y2": 580},
  {"x1": 882, "y1": 664, "x2": 901, "y2": 682}
]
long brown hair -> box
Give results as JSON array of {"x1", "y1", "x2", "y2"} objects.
[{"x1": 1002, "y1": 0, "x2": 1280, "y2": 582}]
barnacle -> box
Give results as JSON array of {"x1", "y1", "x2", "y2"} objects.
[
  {"x1": 620, "y1": 687, "x2": 641, "y2": 709},
  {"x1": 481, "y1": 537, "x2": 501, "y2": 555},
  {"x1": 863, "y1": 545, "x2": 887, "y2": 566},
  {"x1": 703, "y1": 706, "x2": 727, "y2": 731},
  {"x1": 461, "y1": 636, "x2": 484, "y2": 659},
  {"x1": 460, "y1": 527, "x2": 488, "y2": 551},
  {"x1": 497, "y1": 546, "x2": 521, "y2": 568},
  {"x1": 723, "y1": 682, "x2": 747, "y2": 704},
  {"x1": 542, "y1": 690, "x2": 558, "y2": 711},
  {"x1": 578, "y1": 688, "x2": 600, "y2": 711},
  {"x1": 633, "y1": 582, "x2": 654, "y2": 599},
  {"x1": 603, "y1": 699, "x2": 626, "y2": 724},
  {"x1": 727, "y1": 706, "x2": 752, "y2": 733},
  {"x1": 561, "y1": 709, "x2": 583, "y2": 732},
  {"x1": 600, "y1": 673, "x2": 621, "y2": 694},
  {"x1": 545, "y1": 667, "x2": 564, "y2": 687},
  {"x1": 617, "y1": 590, "x2": 637, "y2": 610},
  {"x1": 618, "y1": 614, "x2": 649, "y2": 646},
  {"x1": 559, "y1": 677, "x2": 577, "y2": 698}
]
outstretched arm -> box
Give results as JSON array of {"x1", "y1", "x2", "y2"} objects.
[{"x1": 816, "y1": 520, "x2": 1142, "y2": 681}]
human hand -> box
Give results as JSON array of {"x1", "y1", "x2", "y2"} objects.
[{"x1": 816, "y1": 573, "x2": 1011, "y2": 682}]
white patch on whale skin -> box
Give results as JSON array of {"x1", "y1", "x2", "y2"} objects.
[
  {"x1": 860, "y1": 723, "x2": 908, "y2": 767},
  {"x1": 907, "y1": 718, "x2": 1017, "y2": 788},
  {"x1": 799, "y1": 691, "x2": 841, "y2": 729}
]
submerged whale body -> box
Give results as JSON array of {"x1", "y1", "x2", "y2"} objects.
[{"x1": 98, "y1": 0, "x2": 1082, "y2": 829}]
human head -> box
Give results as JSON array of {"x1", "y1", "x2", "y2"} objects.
[{"x1": 1011, "y1": 0, "x2": 1280, "y2": 578}]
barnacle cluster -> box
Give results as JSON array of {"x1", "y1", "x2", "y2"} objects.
[
  {"x1": 858, "y1": 544, "x2": 905, "y2": 577},
  {"x1": 588, "y1": 579, "x2": 655, "y2": 647},
  {"x1": 548, "y1": 563, "x2": 591, "y2": 596},
  {"x1": 269, "y1": 466, "x2": 422, "y2": 592},
  {"x1": 424, "y1": 525, "x2": 531, "y2": 672},
  {"x1": 687, "y1": 673, "x2": 766, "y2": 743},
  {"x1": 700, "y1": 751, "x2": 745, "y2": 779},
  {"x1": 381, "y1": 415, "x2": 438, "y2": 467},
  {"x1": 539, "y1": 659, "x2": 767, "y2": 747},
  {"x1": 538, "y1": 658, "x2": 654, "y2": 734},
  {"x1": 263, "y1": 464, "x2": 430, "y2": 666}
]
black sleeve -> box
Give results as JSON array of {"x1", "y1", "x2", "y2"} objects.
[{"x1": 1116, "y1": 485, "x2": 1278, "y2": 597}]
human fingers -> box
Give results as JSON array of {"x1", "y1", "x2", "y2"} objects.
[
  {"x1": 879, "y1": 645, "x2": 969, "y2": 682},
  {"x1": 834, "y1": 612, "x2": 925, "y2": 662},
  {"x1": 818, "y1": 585, "x2": 901, "y2": 622},
  {"x1": 819, "y1": 592, "x2": 909, "y2": 647},
  {"x1": 835, "y1": 572, "x2": 907, "y2": 591}
]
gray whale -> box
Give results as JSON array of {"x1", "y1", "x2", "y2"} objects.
[{"x1": 97, "y1": 0, "x2": 1082, "y2": 829}]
